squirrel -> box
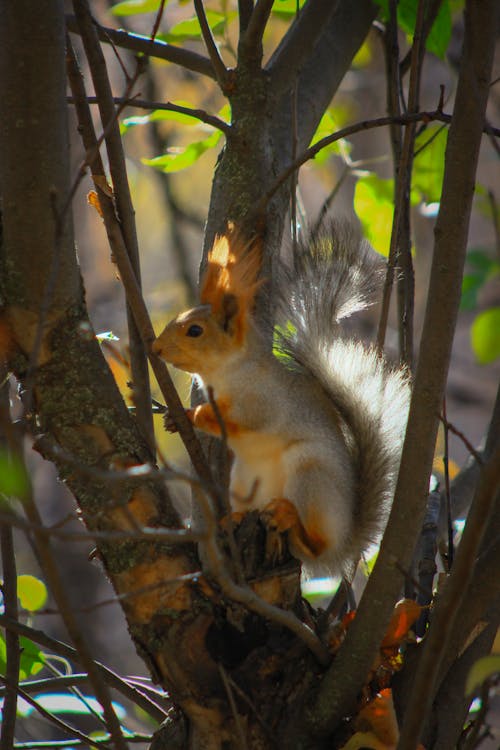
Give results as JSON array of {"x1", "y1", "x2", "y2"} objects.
[{"x1": 152, "y1": 223, "x2": 410, "y2": 578}]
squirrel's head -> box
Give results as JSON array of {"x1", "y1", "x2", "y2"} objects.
[{"x1": 153, "y1": 228, "x2": 262, "y2": 378}]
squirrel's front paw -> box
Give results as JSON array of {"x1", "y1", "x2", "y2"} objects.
[
  {"x1": 261, "y1": 498, "x2": 300, "y2": 533},
  {"x1": 261, "y1": 498, "x2": 299, "y2": 566}
]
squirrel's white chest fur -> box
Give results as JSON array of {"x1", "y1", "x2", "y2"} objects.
[{"x1": 228, "y1": 431, "x2": 290, "y2": 510}]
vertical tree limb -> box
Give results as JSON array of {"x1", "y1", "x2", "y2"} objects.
[
  {"x1": 398, "y1": 448, "x2": 500, "y2": 747},
  {"x1": 306, "y1": 0, "x2": 498, "y2": 738},
  {"x1": 72, "y1": 0, "x2": 154, "y2": 453}
]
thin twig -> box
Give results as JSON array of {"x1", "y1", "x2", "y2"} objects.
[
  {"x1": 150, "y1": 0, "x2": 167, "y2": 41},
  {"x1": 13, "y1": 739, "x2": 151, "y2": 749},
  {"x1": 218, "y1": 665, "x2": 248, "y2": 750},
  {"x1": 73, "y1": 0, "x2": 154, "y2": 454},
  {"x1": 67, "y1": 96, "x2": 231, "y2": 134},
  {"x1": 0, "y1": 615, "x2": 167, "y2": 723},
  {"x1": 0, "y1": 678, "x2": 112, "y2": 750},
  {"x1": 65, "y1": 14, "x2": 216, "y2": 79},
  {"x1": 193, "y1": 0, "x2": 229, "y2": 90},
  {"x1": 438, "y1": 414, "x2": 484, "y2": 466},
  {"x1": 312, "y1": 165, "x2": 350, "y2": 238},
  {"x1": 0, "y1": 509, "x2": 202, "y2": 545},
  {"x1": 442, "y1": 397, "x2": 454, "y2": 569},
  {"x1": 255, "y1": 109, "x2": 500, "y2": 216}
]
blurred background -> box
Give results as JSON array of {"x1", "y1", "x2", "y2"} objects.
[{"x1": 4, "y1": 0, "x2": 499, "y2": 744}]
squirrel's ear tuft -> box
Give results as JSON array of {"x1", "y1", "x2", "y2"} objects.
[
  {"x1": 218, "y1": 292, "x2": 240, "y2": 333},
  {"x1": 199, "y1": 227, "x2": 263, "y2": 343}
]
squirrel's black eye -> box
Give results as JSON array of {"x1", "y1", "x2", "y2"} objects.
[{"x1": 186, "y1": 324, "x2": 204, "y2": 338}]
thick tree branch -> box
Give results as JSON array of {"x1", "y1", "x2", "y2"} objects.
[
  {"x1": 0, "y1": 522, "x2": 20, "y2": 749},
  {"x1": 239, "y1": 0, "x2": 274, "y2": 56},
  {"x1": 399, "y1": 449, "x2": 500, "y2": 747},
  {"x1": 276, "y1": 0, "x2": 378, "y2": 151},
  {"x1": 65, "y1": 14, "x2": 216, "y2": 79},
  {"x1": 267, "y1": 0, "x2": 338, "y2": 99},
  {"x1": 306, "y1": 0, "x2": 498, "y2": 738}
]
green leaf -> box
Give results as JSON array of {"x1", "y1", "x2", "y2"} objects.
[
  {"x1": 353, "y1": 174, "x2": 394, "y2": 256},
  {"x1": 18, "y1": 575, "x2": 48, "y2": 612},
  {"x1": 110, "y1": 0, "x2": 163, "y2": 16},
  {"x1": 0, "y1": 452, "x2": 29, "y2": 499},
  {"x1": 413, "y1": 125, "x2": 448, "y2": 204},
  {"x1": 0, "y1": 632, "x2": 45, "y2": 680},
  {"x1": 162, "y1": 10, "x2": 230, "y2": 42},
  {"x1": 310, "y1": 108, "x2": 352, "y2": 165},
  {"x1": 373, "y1": 0, "x2": 452, "y2": 59},
  {"x1": 142, "y1": 130, "x2": 221, "y2": 172},
  {"x1": 466, "y1": 654, "x2": 500, "y2": 695},
  {"x1": 471, "y1": 307, "x2": 500, "y2": 364},
  {"x1": 271, "y1": 0, "x2": 307, "y2": 19}
]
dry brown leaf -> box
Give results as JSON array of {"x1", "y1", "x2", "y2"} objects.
[
  {"x1": 381, "y1": 598, "x2": 422, "y2": 650},
  {"x1": 87, "y1": 190, "x2": 103, "y2": 218}
]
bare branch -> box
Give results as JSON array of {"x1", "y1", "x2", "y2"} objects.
[
  {"x1": 266, "y1": 0, "x2": 337, "y2": 98},
  {"x1": 0, "y1": 518, "x2": 20, "y2": 749},
  {"x1": 72, "y1": 0, "x2": 154, "y2": 453},
  {"x1": 307, "y1": 0, "x2": 498, "y2": 735},
  {"x1": 399, "y1": 448, "x2": 500, "y2": 746},
  {"x1": 65, "y1": 14, "x2": 216, "y2": 79},
  {"x1": 193, "y1": 0, "x2": 229, "y2": 90},
  {"x1": 68, "y1": 95, "x2": 232, "y2": 134},
  {"x1": 0, "y1": 677, "x2": 112, "y2": 750},
  {"x1": 238, "y1": 0, "x2": 255, "y2": 35},
  {"x1": 150, "y1": 0, "x2": 167, "y2": 42},
  {"x1": 239, "y1": 0, "x2": 274, "y2": 55},
  {"x1": 256, "y1": 107, "x2": 500, "y2": 214},
  {"x1": 0, "y1": 615, "x2": 167, "y2": 723},
  {"x1": 66, "y1": 37, "x2": 217, "y2": 498},
  {"x1": 70, "y1": 94, "x2": 230, "y2": 134}
]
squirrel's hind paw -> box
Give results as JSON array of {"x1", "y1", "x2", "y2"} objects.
[{"x1": 262, "y1": 498, "x2": 328, "y2": 562}]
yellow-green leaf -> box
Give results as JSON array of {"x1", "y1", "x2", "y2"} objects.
[
  {"x1": 111, "y1": 0, "x2": 163, "y2": 16},
  {"x1": 17, "y1": 574, "x2": 48, "y2": 612},
  {"x1": 142, "y1": 130, "x2": 221, "y2": 172},
  {"x1": 413, "y1": 125, "x2": 448, "y2": 204},
  {"x1": 354, "y1": 175, "x2": 394, "y2": 256},
  {"x1": 0, "y1": 452, "x2": 29, "y2": 499},
  {"x1": 471, "y1": 307, "x2": 500, "y2": 365}
]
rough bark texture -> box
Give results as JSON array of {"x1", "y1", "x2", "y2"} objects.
[
  {"x1": 1, "y1": 1, "x2": 497, "y2": 748},
  {"x1": 0, "y1": 3, "x2": 375, "y2": 748}
]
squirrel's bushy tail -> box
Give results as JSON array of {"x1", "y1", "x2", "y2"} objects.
[{"x1": 275, "y1": 223, "x2": 410, "y2": 568}]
